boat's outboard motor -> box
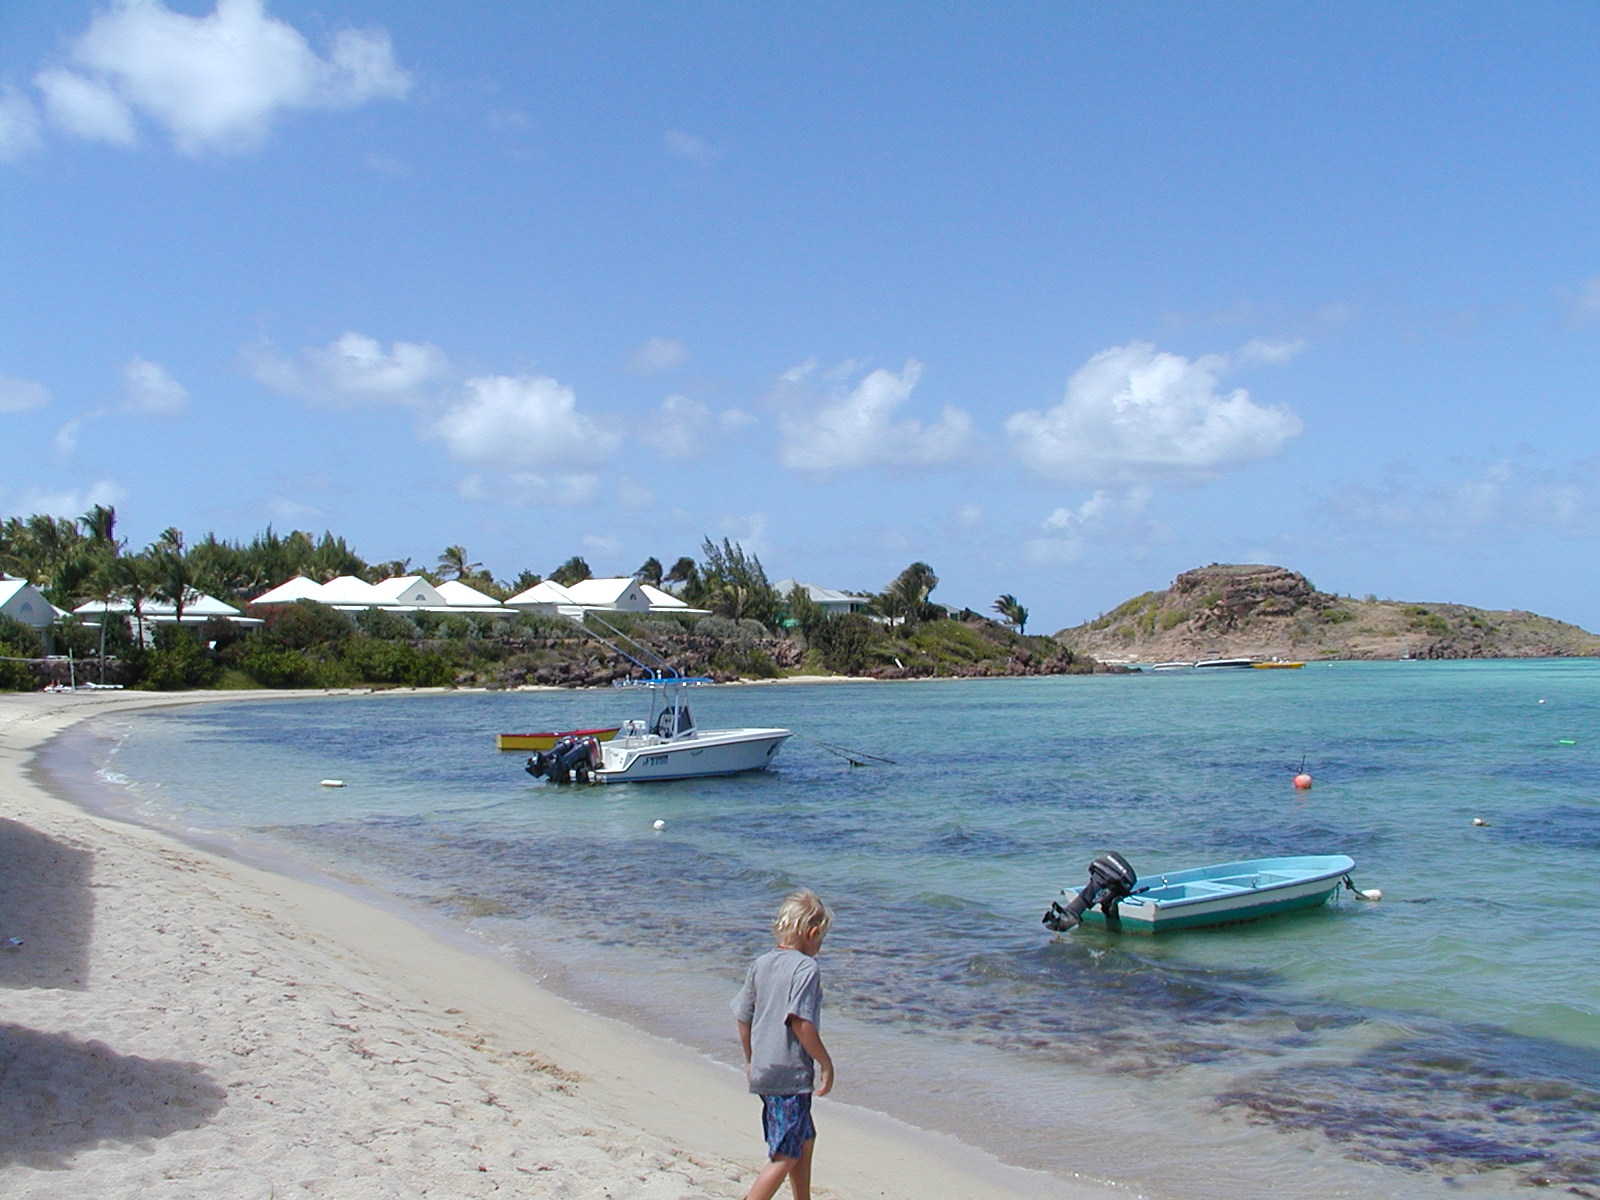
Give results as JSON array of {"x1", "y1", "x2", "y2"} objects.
[
  {"x1": 525, "y1": 736, "x2": 600, "y2": 784},
  {"x1": 1043, "y1": 852, "x2": 1137, "y2": 931}
]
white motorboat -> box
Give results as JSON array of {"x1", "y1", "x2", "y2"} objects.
[{"x1": 524, "y1": 675, "x2": 791, "y2": 784}]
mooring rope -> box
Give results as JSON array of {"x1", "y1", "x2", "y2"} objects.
[{"x1": 793, "y1": 733, "x2": 896, "y2": 767}]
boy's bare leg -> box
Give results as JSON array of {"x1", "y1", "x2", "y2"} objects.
[
  {"x1": 745, "y1": 1154, "x2": 797, "y2": 1200},
  {"x1": 788, "y1": 1137, "x2": 815, "y2": 1200}
]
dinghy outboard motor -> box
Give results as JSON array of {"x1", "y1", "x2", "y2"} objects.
[
  {"x1": 1043, "y1": 852, "x2": 1137, "y2": 931},
  {"x1": 525, "y1": 736, "x2": 601, "y2": 784}
]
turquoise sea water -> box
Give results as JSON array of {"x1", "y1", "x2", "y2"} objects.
[{"x1": 43, "y1": 661, "x2": 1600, "y2": 1200}]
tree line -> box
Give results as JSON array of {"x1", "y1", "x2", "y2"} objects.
[{"x1": 0, "y1": 507, "x2": 1038, "y2": 690}]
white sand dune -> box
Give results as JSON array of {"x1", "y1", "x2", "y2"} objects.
[{"x1": 0, "y1": 691, "x2": 1125, "y2": 1200}]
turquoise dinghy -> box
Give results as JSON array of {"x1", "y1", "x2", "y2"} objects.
[{"x1": 1044, "y1": 853, "x2": 1356, "y2": 934}]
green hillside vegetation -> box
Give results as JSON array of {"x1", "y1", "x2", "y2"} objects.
[
  {"x1": 0, "y1": 510, "x2": 1087, "y2": 690},
  {"x1": 1058, "y1": 564, "x2": 1600, "y2": 662}
]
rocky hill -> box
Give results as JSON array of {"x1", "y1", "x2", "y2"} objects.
[{"x1": 1056, "y1": 564, "x2": 1600, "y2": 663}]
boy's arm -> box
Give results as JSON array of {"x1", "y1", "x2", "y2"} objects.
[
  {"x1": 736, "y1": 1018, "x2": 753, "y2": 1080},
  {"x1": 787, "y1": 1016, "x2": 833, "y2": 1096}
]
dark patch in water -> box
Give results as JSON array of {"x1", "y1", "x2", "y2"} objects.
[
  {"x1": 922, "y1": 824, "x2": 1034, "y2": 858},
  {"x1": 1493, "y1": 805, "x2": 1600, "y2": 852},
  {"x1": 1217, "y1": 1029, "x2": 1600, "y2": 1188}
]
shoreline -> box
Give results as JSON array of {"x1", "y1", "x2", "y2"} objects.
[{"x1": 0, "y1": 689, "x2": 1131, "y2": 1200}]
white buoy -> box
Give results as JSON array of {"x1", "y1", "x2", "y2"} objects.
[
  {"x1": 320, "y1": 779, "x2": 346, "y2": 788},
  {"x1": 1471, "y1": 816, "x2": 1489, "y2": 826},
  {"x1": 1354, "y1": 887, "x2": 1382, "y2": 901},
  {"x1": 652, "y1": 819, "x2": 666, "y2": 831}
]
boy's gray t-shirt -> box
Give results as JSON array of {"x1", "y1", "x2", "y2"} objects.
[{"x1": 731, "y1": 947, "x2": 822, "y2": 1095}]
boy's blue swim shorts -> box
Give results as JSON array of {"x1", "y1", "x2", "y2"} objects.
[{"x1": 760, "y1": 1093, "x2": 815, "y2": 1160}]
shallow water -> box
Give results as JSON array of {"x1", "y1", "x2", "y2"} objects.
[{"x1": 45, "y1": 662, "x2": 1600, "y2": 1199}]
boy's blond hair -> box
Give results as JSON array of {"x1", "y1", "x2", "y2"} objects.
[{"x1": 772, "y1": 889, "x2": 833, "y2": 944}]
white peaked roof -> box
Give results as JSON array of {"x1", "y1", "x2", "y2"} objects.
[
  {"x1": 563, "y1": 577, "x2": 650, "y2": 609},
  {"x1": 638, "y1": 583, "x2": 697, "y2": 611},
  {"x1": 317, "y1": 575, "x2": 388, "y2": 608},
  {"x1": 506, "y1": 577, "x2": 708, "y2": 617},
  {"x1": 435, "y1": 579, "x2": 507, "y2": 609},
  {"x1": 181, "y1": 592, "x2": 247, "y2": 618},
  {"x1": 773, "y1": 578, "x2": 872, "y2": 611},
  {"x1": 73, "y1": 590, "x2": 257, "y2": 625},
  {"x1": 369, "y1": 576, "x2": 448, "y2": 607},
  {"x1": 1, "y1": 577, "x2": 67, "y2": 627},
  {"x1": 506, "y1": 579, "x2": 581, "y2": 612},
  {"x1": 253, "y1": 576, "x2": 325, "y2": 604}
]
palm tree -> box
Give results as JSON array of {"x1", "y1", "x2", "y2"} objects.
[
  {"x1": 80, "y1": 503, "x2": 119, "y2": 551},
  {"x1": 85, "y1": 551, "x2": 120, "y2": 681},
  {"x1": 634, "y1": 556, "x2": 663, "y2": 586},
  {"x1": 550, "y1": 556, "x2": 591, "y2": 586},
  {"x1": 437, "y1": 545, "x2": 482, "y2": 581},
  {"x1": 993, "y1": 594, "x2": 1028, "y2": 634},
  {"x1": 113, "y1": 555, "x2": 157, "y2": 645},
  {"x1": 663, "y1": 556, "x2": 701, "y2": 603},
  {"x1": 152, "y1": 549, "x2": 196, "y2": 627},
  {"x1": 885, "y1": 562, "x2": 939, "y2": 628}
]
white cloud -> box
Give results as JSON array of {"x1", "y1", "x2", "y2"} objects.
[
  {"x1": 777, "y1": 359, "x2": 972, "y2": 474},
  {"x1": 664, "y1": 129, "x2": 717, "y2": 165},
  {"x1": 1005, "y1": 341, "x2": 1303, "y2": 486},
  {"x1": 53, "y1": 412, "x2": 98, "y2": 457},
  {"x1": 0, "y1": 83, "x2": 44, "y2": 160},
  {"x1": 0, "y1": 373, "x2": 50, "y2": 413},
  {"x1": 121, "y1": 356, "x2": 188, "y2": 416},
  {"x1": 711, "y1": 512, "x2": 771, "y2": 561},
  {"x1": 244, "y1": 332, "x2": 448, "y2": 406},
  {"x1": 582, "y1": 533, "x2": 623, "y2": 559},
  {"x1": 616, "y1": 476, "x2": 656, "y2": 510},
  {"x1": 1329, "y1": 457, "x2": 1600, "y2": 543},
  {"x1": 433, "y1": 374, "x2": 619, "y2": 471},
  {"x1": 626, "y1": 336, "x2": 690, "y2": 373},
  {"x1": 1568, "y1": 276, "x2": 1600, "y2": 326},
  {"x1": 459, "y1": 470, "x2": 604, "y2": 508},
  {"x1": 642, "y1": 394, "x2": 754, "y2": 460},
  {"x1": 35, "y1": 66, "x2": 137, "y2": 145},
  {"x1": 267, "y1": 496, "x2": 324, "y2": 523},
  {"x1": 1236, "y1": 337, "x2": 1307, "y2": 366},
  {"x1": 6, "y1": 479, "x2": 126, "y2": 520},
  {"x1": 1025, "y1": 486, "x2": 1172, "y2": 564},
  {"x1": 34, "y1": 0, "x2": 410, "y2": 157}
]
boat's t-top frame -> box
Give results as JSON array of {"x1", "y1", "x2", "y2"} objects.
[{"x1": 615, "y1": 671, "x2": 714, "y2": 741}]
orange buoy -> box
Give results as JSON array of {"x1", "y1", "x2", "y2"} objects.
[{"x1": 1293, "y1": 773, "x2": 1313, "y2": 790}]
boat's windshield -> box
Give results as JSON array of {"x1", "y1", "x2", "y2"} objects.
[{"x1": 648, "y1": 690, "x2": 697, "y2": 737}]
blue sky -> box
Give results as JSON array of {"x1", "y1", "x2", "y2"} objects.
[{"x1": 3, "y1": 1, "x2": 1599, "y2": 632}]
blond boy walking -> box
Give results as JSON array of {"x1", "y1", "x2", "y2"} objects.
[{"x1": 732, "y1": 890, "x2": 835, "y2": 1200}]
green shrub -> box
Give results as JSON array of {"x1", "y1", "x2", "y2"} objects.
[
  {"x1": 138, "y1": 626, "x2": 219, "y2": 691},
  {"x1": 0, "y1": 614, "x2": 39, "y2": 690},
  {"x1": 262, "y1": 600, "x2": 354, "y2": 651},
  {"x1": 810, "y1": 613, "x2": 878, "y2": 675},
  {"x1": 1410, "y1": 613, "x2": 1451, "y2": 637},
  {"x1": 354, "y1": 607, "x2": 420, "y2": 639},
  {"x1": 710, "y1": 645, "x2": 779, "y2": 679},
  {"x1": 237, "y1": 641, "x2": 337, "y2": 688},
  {"x1": 340, "y1": 637, "x2": 455, "y2": 686}
]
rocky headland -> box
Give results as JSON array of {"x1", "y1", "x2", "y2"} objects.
[{"x1": 1056, "y1": 564, "x2": 1600, "y2": 663}]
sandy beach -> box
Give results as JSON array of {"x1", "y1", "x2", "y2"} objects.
[{"x1": 0, "y1": 689, "x2": 1130, "y2": 1200}]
